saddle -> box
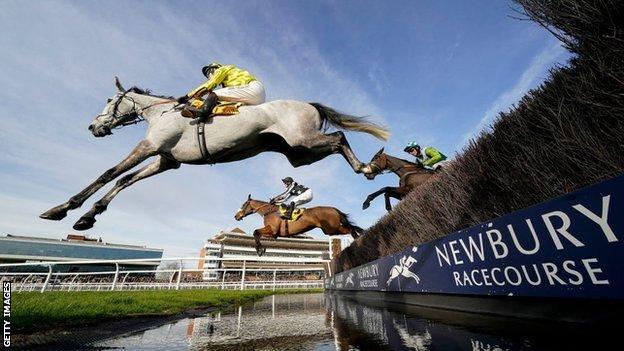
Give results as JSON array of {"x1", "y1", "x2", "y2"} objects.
[
  {"x1": 278, "y1": 207, "x2": 305, "y2": 221},
  {"x1": 212, "y1": 101, "x2": 242, "y2": 116}
]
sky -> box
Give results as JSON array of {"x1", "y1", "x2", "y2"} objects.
[{"x1": 0, "y1": 0, "x2": 570, "y2": 259}]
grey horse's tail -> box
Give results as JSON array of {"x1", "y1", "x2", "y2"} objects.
[
  {"x1": 309, "y1": 102, "x2": 390, "y2": 141},
  {"x1": 337, "y1": 210, "x2": 365, "y2": 236}
]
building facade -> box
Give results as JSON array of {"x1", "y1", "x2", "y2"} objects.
[
  {"x1": 199, "y1": 228, "x2": 332, "y2": 281},
  {"x1": 0, "y1": 234, "x2": 163, "y2": 272}
]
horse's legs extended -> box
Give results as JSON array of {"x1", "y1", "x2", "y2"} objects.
[
  {"x1": 288, "y1": 132, "x2": 364, "y2": 173},
  {"x1": 383, "y1": 187, "x2": 405, "y2": 212},
  {"x1": 40, "y1": 140, "x2": 156, "y2": 221},
  {"x1": 362, "y1": 186, "x2": 393, "y2": 210},
  {"x1": 253, "y1": 226, "x2": 274, "y2": 256},
  {"x1": 73, "y1": 156, "x2": 181, "y2": 231}
]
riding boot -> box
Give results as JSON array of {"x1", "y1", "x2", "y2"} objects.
[
  {"x1": 181, "y1": 92, "x2": 218, "y2": 119},
  {"x1": 284, "y1": 202, "x2": 295, "y2": 220}
]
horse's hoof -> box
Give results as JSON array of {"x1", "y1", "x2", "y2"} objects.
[
  {"x1": 257, "y1": 248, "x2": 266, "y2": 257},
  {"x1": 362, "y1": 202, "x2": 370, "y2": 210},
  {"x1": 73, "y1": 217, "x2": 96, "y2": 231},
  {"x1": 40, "y1": 206, "x2": 68, "y2": 221}
]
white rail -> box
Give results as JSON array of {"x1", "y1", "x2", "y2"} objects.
[{"x1": 0, "y1": 256, "x2": 330, "y2": 293}]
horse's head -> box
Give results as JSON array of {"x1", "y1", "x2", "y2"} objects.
[
  {"x1": 235, "y1": 194, "x2": 255, "y2": 221},
  {"x1": 89, "y1": 77, "x2": 141, "y2": 137},
  {"x1": 362, "y1": 147, "x2": 387, "y2": 180}
]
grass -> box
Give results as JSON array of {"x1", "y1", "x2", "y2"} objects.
[{"x1": 12, "y1": 288, "x2": 323, "y2": 333}]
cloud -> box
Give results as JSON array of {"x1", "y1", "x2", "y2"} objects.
[
  {"x1": 0, "y1": 0, "x2": 385, "y2": 258},
  {"x1": 461, "y1": 41, "x2": 567, "y2": 145}
]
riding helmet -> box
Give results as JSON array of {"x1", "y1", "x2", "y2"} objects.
[
  {"x1": 202, "y1": 62, "x2": 222, "y2": 77},
  {"x1": 404, "y1": 141, "x2": 420, "y2": 152},
  {"x1": 281, "y1": 177, "x2": 294, "y2": 184}
]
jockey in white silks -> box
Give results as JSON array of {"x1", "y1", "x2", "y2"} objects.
[
  {"x1": 271, "y1": 177, "x2": 313, "y2": 219},
  {"x1": 177, "y1": 62, "x2": 266, "y2": 118}
]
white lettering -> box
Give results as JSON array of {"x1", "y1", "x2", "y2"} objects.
[
  {"x1": 508, "y1": 220, "x2": 540, "y2": 255},
  {"x1": 486, "y1": 229, "x2": 508, "y2": 259},
  {"x1": 504, "y1": 266, "x2": 522, "y2": 286},
  {"x1": 542, "y1": 262, "x2": 567, "y2": 285},
  {"x1": 449, "y1": 240, "x2": 464, "y2": 265},
  {"x1": 573, "y1": 195, "x2": 618, "y2": 243},
  {"x1": 436, "y1": 245, "x2": 451, "y2": 267},
  {"x1": 542, "y1": 211, "x2": 584, "y2": 250},
  {"x1": 459, "y1": 234, "x2": 486, "y2": 263},
  {"x1": 563, "y1": 260, "x2": 583, "y2": 285},
  {"x1": 582, "y1": 258, "x2": 609, "y2": 285}
]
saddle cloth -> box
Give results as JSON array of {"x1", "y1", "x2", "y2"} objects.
[
  {"x1": 278, "y1": 207, "x2": 305, "y2": 221},
  {"x1": 212, "y1": 101, "x2": 242, "y2": 116}
]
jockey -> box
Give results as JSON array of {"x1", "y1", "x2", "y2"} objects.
[
  {"x1": 403, "y1": 141, "x2": 448, "y2": 170},
  {"x1": 177, "y1": 62, "x2": 266, "y2": 118},
  {"x1": 271, "y1": 177, "x2": 313, "y2": 219}
]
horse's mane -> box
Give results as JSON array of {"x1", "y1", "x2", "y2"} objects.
[
  {"x1": 385, "y1": 153, "x2": 418, "y2": 166},
  {"x1": 127, "y1": 86, "x2": 175, "y2": 99}
]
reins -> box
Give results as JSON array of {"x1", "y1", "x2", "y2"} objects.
[{"x1": 99, "y1": 90, "x2": 176, "y2": 129}]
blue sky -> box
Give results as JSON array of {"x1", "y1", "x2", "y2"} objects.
[{"x1": 0, "y1": 0, "x2": 570, "y2": 258}]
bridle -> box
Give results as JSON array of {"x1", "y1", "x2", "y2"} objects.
[
  {"x1": 97, "y1": 90, "x2": 175, "y2": 129},
  {"x1": 242, "y1": 201, "x2": 277, "y2": 217},
  {"x1": 368, "y1": 153, "x2": 424, "y2": 175}
]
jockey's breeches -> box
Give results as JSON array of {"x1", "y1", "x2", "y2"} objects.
[
  {"x1": 215, "y1": 80, "x2": 265, "y2": 105},
  {"x1": 281, "y1": 189, "x2": 313, "y2": 206}
]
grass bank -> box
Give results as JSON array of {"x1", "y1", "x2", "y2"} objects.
[{"x1": 13, "y1": 288, "x2": 322, "y2": 333}]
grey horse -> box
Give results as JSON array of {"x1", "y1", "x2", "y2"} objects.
[{"x1": 40, "y1": 77, "x2": 389, "y2": 230}]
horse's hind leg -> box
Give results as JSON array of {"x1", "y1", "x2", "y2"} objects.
[
  {"x1": 40, "y1": 140, "x2": 155, "y2": 221},
  {"x1": 73, "y1": 156, "x2": 180, "y2": 231},
  {"x1": 288, "y1": 131, "x2": 364, "y2": 173}
]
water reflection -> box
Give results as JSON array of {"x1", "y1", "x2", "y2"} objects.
[
  {"x1": 94, "y1": 293, "x2": 332, "y2": 350},
  {"x1": 92, "y1": 292, "x2": 617, "y2": 350}
]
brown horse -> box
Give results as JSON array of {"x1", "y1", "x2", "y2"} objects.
[
  {"x1": 234, "y1": 195, "x2": 363, "y2": 256},
  {"x1": 360, "y1": 148, "x2": 434, "y2": 211}
]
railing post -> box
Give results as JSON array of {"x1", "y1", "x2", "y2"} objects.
[
  {"x1": 111, "y1": 262, "x2": 119, "y2": 291},
  {"x1": 272, "y1": 269, "x2": 277, "y2": 292},
  {"x1": 121, "y1": 272, "x2": 130, "y2": 291},
  {"x1": 221, "y1": 270, "x2": 227, "y2": 290},
  {"x1": 240, "y1": 260, "x2": 246, "y2": 291},
  {"x1": 19, "y1": 274, "x2": 33, "y2": 293},
  {"x1": 41, "y1": 264, "x2": 53, "y2": 293},
  {"x1": 175, "y1": 260, "x2": 183, "y2": 290}
]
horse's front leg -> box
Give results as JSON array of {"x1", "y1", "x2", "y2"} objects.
[
  {"x1": 383, "y1": 187, "x2": 404, "y2": 212},
  {"x1": 73, "y1": 156, "x2": 180, "y2": 230},
  {"x1": 253, "y1": 226, "x2": 274, "y2": 257},
  {"x1": 40, "y1": 140, "x2": 156, "y2": 221},
  {"x1": 362, "y1": 187, "x2": 391, "y2": 210}
]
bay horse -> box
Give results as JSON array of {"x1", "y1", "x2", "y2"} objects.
[
  {"x1": 360, "y1": 148, "x2": 434, "y2": 211},
  {"x1": 234, "y1": 195, "x2": 363, "y2": 256},
  {"x1": 39, "y1": 77, "x2": 389, "y2": 230}
]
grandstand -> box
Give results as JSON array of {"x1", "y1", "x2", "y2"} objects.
[
  {"x1": 198, "y1": 228, "x2": 333, "y2": 281},
  {"x1": 0, "y1": 234, "x2": 163, "y2": 272}
]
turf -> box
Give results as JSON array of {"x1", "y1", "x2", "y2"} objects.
[{"x1": 12, "y1": 288, "x2": 322, "y2": 333}]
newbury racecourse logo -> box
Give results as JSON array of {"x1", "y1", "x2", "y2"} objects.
[
  {"x1": 387, "y1": 247, "x2": 421, "y2": 286},
  {"x1": 345, "y1": 272, "x2": 355, "y2": 287}
]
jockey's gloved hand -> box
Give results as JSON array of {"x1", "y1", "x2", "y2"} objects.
[{"x1": 177, "y1": 95, "x2": 190, "y2": 104}]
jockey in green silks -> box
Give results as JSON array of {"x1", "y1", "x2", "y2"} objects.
[
  {"x1": 177, "y1": 62, "x2": 266, "y2": 118},
  {"x1": 403, "y1": 141, "x2": 448, "y2": 171}
]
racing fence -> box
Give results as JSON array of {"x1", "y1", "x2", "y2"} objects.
[{"x1": 0, "y1": 256, "x2": 330, "y2": 293}]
